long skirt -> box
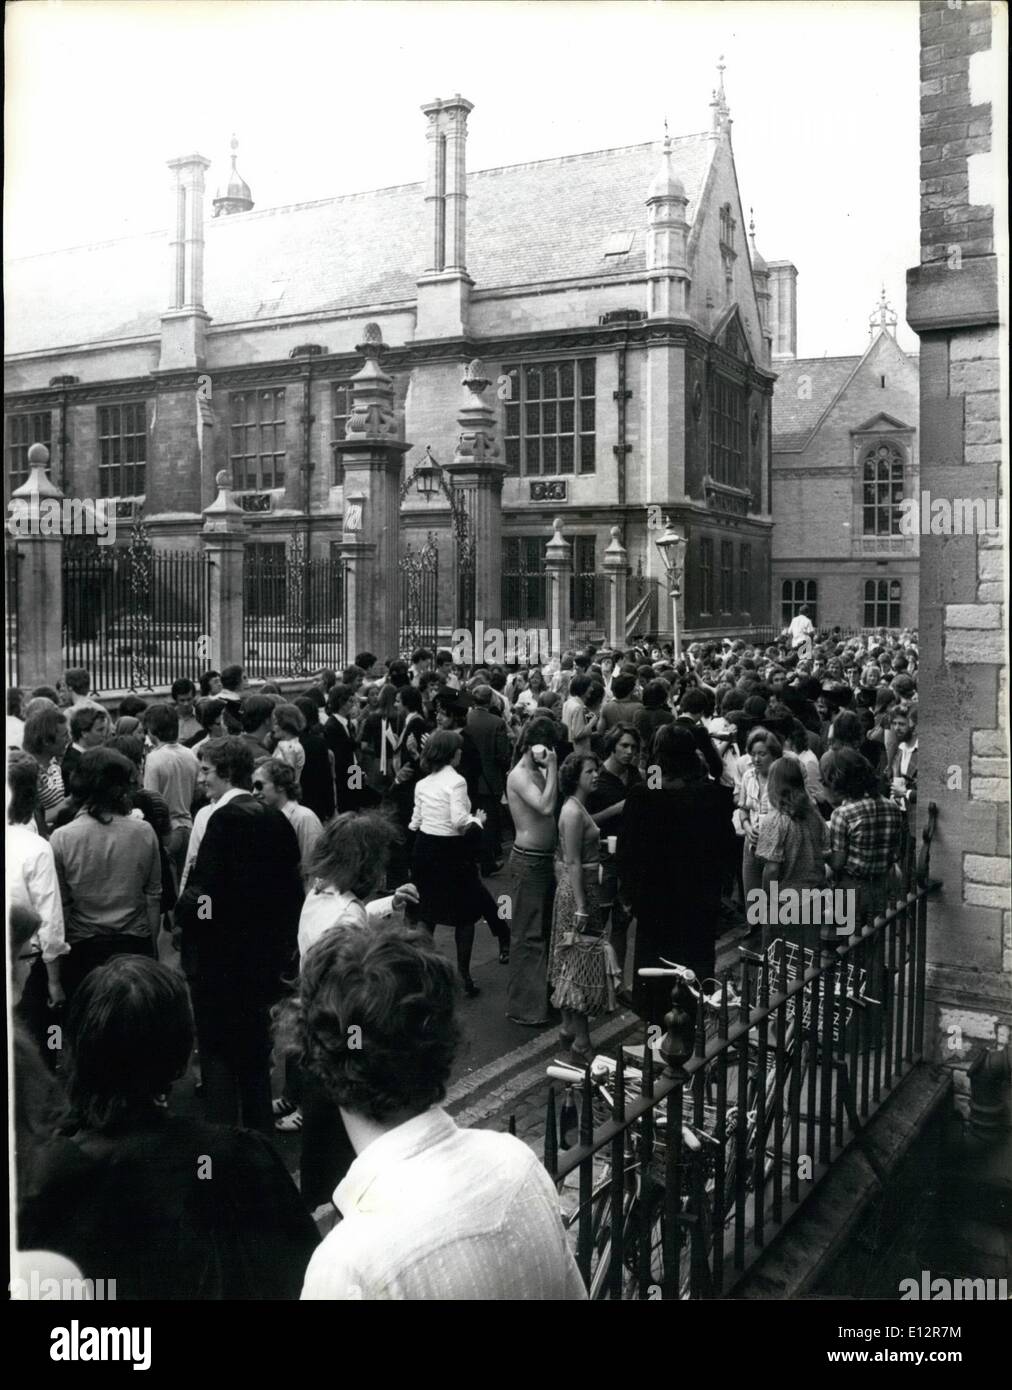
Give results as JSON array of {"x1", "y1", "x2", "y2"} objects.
[
  {"x1": 411, "y1": 828, "x2": 486, "y2": 928},
  {"x1": 548, "y1": 862, "x2": 618, "y2": 1018}
]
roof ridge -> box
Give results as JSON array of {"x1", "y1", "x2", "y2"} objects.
[{"x1": 6, "y1": 133, "x2": 711, "y2": 265}]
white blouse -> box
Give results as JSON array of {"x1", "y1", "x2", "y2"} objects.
[{"x1": 409, "y1": 764, "x2": 479, "y2": 837}]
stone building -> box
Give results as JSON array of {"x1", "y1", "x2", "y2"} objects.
[
  {"x1": 906, "y1": 0, "x2": 1009, "y2": 1070},
  {"x1": 4, "y1": 70, "x2": 782, "y2": 647},
  {"x1": 772, "y1": 290, "x2": 921, "y2": 632}
]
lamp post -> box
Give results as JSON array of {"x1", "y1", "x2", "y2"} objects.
[{"x1": 654, "y1": 517, "x2": 686, "y2": 657}]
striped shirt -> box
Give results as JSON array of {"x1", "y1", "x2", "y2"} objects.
[{"x1": 829, "y1": 795, "x2": 903, "y2": 879}]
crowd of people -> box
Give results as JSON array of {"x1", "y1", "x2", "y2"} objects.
[{"x1": 8, "y1": 621, "x2": 919, "y2": 1299}]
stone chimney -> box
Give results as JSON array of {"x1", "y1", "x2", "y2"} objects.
[
  {"x1": 159, "y1": 153, "x2": 212, "y2": 370},
  {"x1": 416, "y1": 95, "x2": 474, "y2": 340},
  {"x1": 766, "y1": 260, "x2": 798, "y2": 360}
]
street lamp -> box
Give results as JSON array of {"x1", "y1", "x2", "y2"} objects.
[
  {"x1": 399, "y1": 445, "x2": 476, "y2": 627},
  {"x1": 654, "y1": 517, "x2": 686, "y2": 657}
]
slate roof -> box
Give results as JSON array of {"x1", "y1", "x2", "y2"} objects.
[
  {"x1": 771, "y1": 355, "x2": 860, "y2": 451},
  {"x1": 5, "y1": 135, "x2": 714, "y2": 357}
]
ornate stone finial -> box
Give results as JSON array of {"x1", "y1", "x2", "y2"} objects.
[
  {"x1": 213, "y1": 134, "x2": 253, "y2": 217},
  {"x1": 215, "y1": 469, "x2": 229, "y2": 490},
  {"x1": 710, "y1": 55, "x2": 732, "y2": 136},
  {"x1": 603, "y1": 525, "x2": 628, "y2": 567},
  {"x1": 452, "y1": 357, "x2": 502, "y2": 472},
  {"x1": 461, "y1": 358, "x2": 491, "y2": 396},
  {"x1": 869, "y1": 285, "x2": 898, "y2": 339},
  {"x1": 553, "y1": 516, "x2": 564, "y2": 537},
  {"x1": 357, "y1": 323, "x2": 386, "y2": 362},
  {"x1": 10, "y1": 441, "x2": 62, "y2": 504},
  {"x1": 28, "y1": 443, "x2": 50, "y2": 469}
]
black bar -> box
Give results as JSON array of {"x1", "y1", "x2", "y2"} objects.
[
  {"x1": 818, "y1": 954, "x2": 834, "y2": 1167},
  {"x1": 733, "y1": 958, "x2": 750, "y2": 1271},
  {"x1": 895, "y1": 899, "x2": 908, "y2": 1077},
  {"x1": 663, "y1": 1081, "x2": 684, "y2": 1300},
  {"x1": 576, "y1": 1064, "x2": 594, "y2": 1288},
  {"x1": 753, "y1": 951, "x2": 769, "y2": 1249},
  {"x1": 711, "y1": 976, "x2": 729, "y2": 1294},
  {"x1": 608, "y1": 1049, "x2": 626, "y2": 1300}
]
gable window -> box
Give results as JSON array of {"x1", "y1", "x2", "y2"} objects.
[
  {"x1": 699, "y1": 537, "x2": 714, "y2": 615},
  {"x1": 719, "y1": 539, "x2": 734, "y2": 613},
  {"x1": 709, "y1": 375, "x2": 745, "y2": 488},
  {"x1": 6, "y1": 411, "x2": 52, "y2": 492},
  {"x1": 230, "y1": 388, "x2": 287, "y2": 492},
  {"x1": 98, "y1": 403, "x2": 147, "y2": 498},
  {"x1": 330, "y1": 381, "x2": 354, "y2": 486},
  {"x1": 502, "y1": 359, "x2": 595, "y2": 477},
  {"x1": 864, "y1": 578, "x2": 901, "y2": 628},
  {"x1": 739, "y1": 542, "x2": 752, "y2": 613},
  {"x1": 861, "y1": 442, "x2": 905, "y2": 535},
  {"x1": 781, "y1": 578, "x2": 817, "y2": 627}
]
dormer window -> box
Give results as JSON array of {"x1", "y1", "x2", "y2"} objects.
[{"x1": 603, "y1": 231, "x2": 634, "y2": 258}]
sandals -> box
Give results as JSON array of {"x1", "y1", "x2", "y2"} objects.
[
  {"x1": 275, "y1": 1107, "x2": 304, "y2": 1133},
  {"x1": 272, "y1": 1096, "x2": 296, "y2": 1119}
]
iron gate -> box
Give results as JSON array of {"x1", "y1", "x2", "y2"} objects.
[
  {"x1": 399, "y1": 534, "x2": 440, "y2": 657},
  {"x1": 243, "y1": 534, "x2": 346, "y2": 678}
]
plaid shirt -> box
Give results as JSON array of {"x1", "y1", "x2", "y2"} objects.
[{"x1": 829, "y1": 795, "x2": 903, "y2": 879}]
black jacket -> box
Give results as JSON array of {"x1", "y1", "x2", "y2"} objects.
[
  {"x1": 466, "y1": 707, "x2": 510, "y2": 799},
  {"x1": 673, "y1": 714, "x2": 724, "y2": 781},
  {"x1": 176, "y1": 793, "x2": 303, "y2": 1002},
  {"x1": 323, "y1": 714, "x2": 359, "y2": 813}
]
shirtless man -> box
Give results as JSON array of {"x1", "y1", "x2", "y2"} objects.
[{"x1": 505, "y1": 720, "x2": 559, "y2": 1025}]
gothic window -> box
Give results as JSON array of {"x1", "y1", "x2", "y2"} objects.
[
  {"x1": 719, "y1": 204, "x2": 736, "y2": 249},
  {"x1": 861, "y1": 442, "x2": 905, "y2": 535},
  {"x1": 230, "y1": 388, "x2": 287, "y2": 492},
  {"x1": 502, "y1": 359, "x2": 595, "y2": 477},
  {"x1": 699, "y1": 537, "x2": 714, "y2": 615},
  {"x1": 6, "y1": 411, "x2": 51, "y2": 492},
  {"x1": 864, "y1": 578, "x2": 901, "y2": 628},
  {"x1": 781, "y1": 579, "x2": 817, "y2": 627},
  {"x1": 720, "y1": 539, "x2": 734, "y2": 613},
  {"x1": 709, "y1": 376, "x2": 745, "y2": 488},
  {"x1": 330, "y1": 381, "x2": 354, "y2": 486},
  {"x1": 739, "y1": 542, "x2": 752, "y2": 613},
  {"x1": 97, "y1": 403, "x2": 147, "y2": 499}
]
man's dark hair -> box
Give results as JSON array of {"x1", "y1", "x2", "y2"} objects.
[
  {"x1": 170, "y1": 679, "x2": 196, "y2": 701},
  {"x1": 585, "y1": 681, "x2": 605, "y2": 712},
  {"x1": 143, "y1": 703, "x2": 180, "y2": 743},
  {"x1": 679, "y1": 688, "x2": 708, "y2": 717},
  {"x1": 573, "y1": 654, "x2": 591, "y2": 672},
  {"x1": 421, "y1": 729, "x2": 462, "y2": 774},
  {"x1": 569, "y1": 673, "x2": 592, "y2": 700},
  {"x1": 198, "y1": 670, "x2": 221, "y2": 697},
  {"x1": 603, "y1": 723, "x2": 641, "y2": 756},
  {"x1": 354, "y1": 652, "x2": 377, "y2": 672},
  {"x1": 8, "y1": 688, "x2": 24, "y2": 718},
  {"x1": 611, "y1": 672, "x2": 636, "y2": 700},
  {"x1": 397, "y1": 685, "x2": 423, "y2": 714},
  {"x1": 69, "y1": 705, "x2": 107, "y2": 741},
  {"x1": 105, "y1": 733, "x2": 145, "y2": 769},
  {"x1": 7, "y1": 750, "x2": 40, "y2": 824},
  {"x1": 823, "y1": 747, "x2": 877, "y2": 800},
  {"x1": 194, "y1": 697, "x2": 225, "y2": 732},
  {"x1": 488, "y1": 668, "x2": 507, "y2": 692},
  {"x1": 301, "y1": 685, "x2": 326, "y2": 709},
  {"x1": 320, "y1": 670, "x2": 338, "y2": 692},
  {"x1": 71, "y1": 748, "x2": 135, "y2": 820},
  {"x1": 279, "y1": 926, "x2": 460, "y2": 1124},
  {"x1": 240, "y1": 694, "x2": 274, "y2": 733},
  {"x1": 410, "y1": 649, "x2": 433, "y2": 666},
  {"x1": 64, "y1": 957, "x2": 193, "y2": 1134},
  {"x1": 199, "y1": 736, "x2": 254, "y2": 790},
  {"x1": 220, "y1": 664, "x2": 244, "y2": 692},
  {"x1": 294, "y1": 695, "x2": 322, "y2": 730},
  {"x1": 832, "y1": 710, "x2": 865, "y2": 747},
  {"x1": 63, "y1": 669, "x2": 91, "y2": 696},
  {"x1": 30, "y1": 685, "x2": 61, "y2": 705},
  {"x1": 520, "y1": 717, "x2": 557, "y2": 751},
  {"x1": 642, "y1": 679, "x2": 670, "y2": 711},
  {"x1": 117, "y1": 695, "x2": 149, "y2": 720},
  {"x1": 387, "y1": 659, "x2": 410, "y2": 688},
  {"x1": 434, "y1": 650, "x2": 454, "y2": 669},
  {"x1": 341, "y1": 666, "x2": 365, "y2": 686},
  {"x1": 653, "y1": 724, "x2": 704, "y2": 780}
]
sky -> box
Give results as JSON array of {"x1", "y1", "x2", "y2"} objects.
[{"x1": 4, "y1": 0, "x2": 933, "y2": 355}]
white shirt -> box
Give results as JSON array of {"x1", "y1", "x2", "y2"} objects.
[
  {"x1": 6, "y1": 822, "x2": 69, "y2": 962},
  {"x1": 298, "y1": 886, "x2": 397, "y2": 961},
  {"x1": 281, "y1": 799, "x2": 324, "y2": 886},
  {"x1": 7, "y1": 715, "x2": 25, "y2": 748},
  {"x1": 301, "y1": 1107, "x2": 587, "y2": 1301},
  {"x1": 409, "y1": 765, "x2": 479, "y2": 837},
  {"x1": 787, "y1": 613, "x2": 815, "y2": 649}
]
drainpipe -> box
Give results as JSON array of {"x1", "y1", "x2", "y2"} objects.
[{"x1": 612, "y1": 332, "x2": 631, "y2": 510}]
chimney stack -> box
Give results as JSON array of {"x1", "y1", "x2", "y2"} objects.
[
  {"x1": 160, "y1": 153, "x2": 212, "y2": 369},
  {"x1": 416, "y1": 96, "x2": 474, "y2": 339},
  {"x1": 766, "y1": 260, "x2": 798, "y2": 360}
]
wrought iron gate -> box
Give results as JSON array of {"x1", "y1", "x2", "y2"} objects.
[
  {"x1": 399, "y1": 534, "x2": 440, "y2": 657},
  {"x1": 243, "y1": 534, "x2": 346, "y2": 678}
]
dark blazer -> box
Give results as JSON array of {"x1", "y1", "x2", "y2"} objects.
[
  {"x1": 298, "y1": 725, "x2": 336, "y2": 822},
  {"x1": 458, "y1": 727, "x2": 483, "y2": 808},
  {"x1": 673, "y1": 714, "x2": 724, "y2": 782},
  {"x1": 176, "y1": 793, "x2": 303, "y2": 1003},
  {"x1": 466, "y1": 706, "x2": 511, "y2": 799},
  {"x1": 323, "y1": 714, "x2": 358, "y2": 813}
]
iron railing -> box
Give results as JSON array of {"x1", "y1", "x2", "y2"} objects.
[
  {"x1": 62, "y1": 534, "x2": 210, "y2": 693},
  {"x1": 244, "y1": 544, "x2": 346, "y2": 679},
  {"x1": 544, "y1": 805, "x2": 940, "y2": 1300},
  {"x1": 399, "y1": 536, "x2": 440, "y2": 659}
]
